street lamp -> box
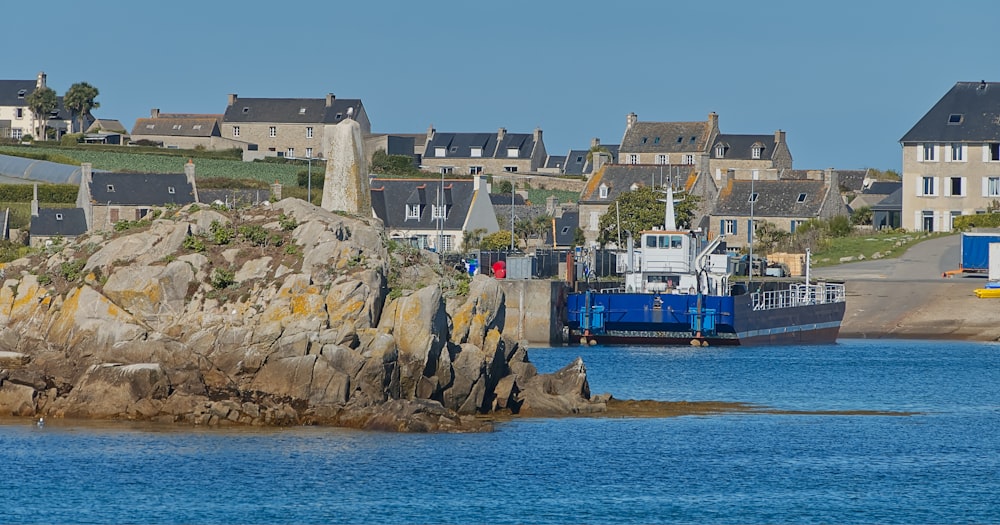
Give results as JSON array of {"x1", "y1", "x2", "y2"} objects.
[{"x1": 287, "y1": 155, "x2": 320, "y2": 203}]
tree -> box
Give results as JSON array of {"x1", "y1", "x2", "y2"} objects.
[
  {"x1": 752, "y1": 220, "x2": 790, "y2": 255},
  {"x1": 494, "y1": 180, "x2": 513, "y2": 194},
  {"x1": 480, "y1": 230, "x2": 513, "y2": 250},
  {"x1": 370, "y1": 149, "x2": 420, "y2": 176},
  {"x1": 596, "y1": 185, "x2": 701, "y2": 246},
  {"x1": 25, "y1": 87, "x2": 57, "y2": 140},
  {"x1": 64, "y1": 82, "x2": 100, "y2": 133}
]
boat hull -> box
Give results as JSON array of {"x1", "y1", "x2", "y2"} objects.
[{"x1": 566, "y1": 291, "x2": 845, "y2": 346}]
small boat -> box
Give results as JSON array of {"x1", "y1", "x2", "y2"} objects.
[
  {"x1": 565, "y1": 187, "x2": 846, "y2": 346},
  {"x1": 974, "y1": 288, "x2": 1000, "y2": 298}
]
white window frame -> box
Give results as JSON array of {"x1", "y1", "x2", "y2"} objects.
[
  {"x1": 716, "y1": 145, "x2": 725, "y2": 158},
  {"x1": 432, "y1": 205, "x2": 447, "y2": 219},
  {"x1": 406, "y1": 205, "x2": 420, "y2": 220},
  {"x1": 470, "y1": 147, "x2": 482, "y2": 158},
  {"x1": 950, "y1": 143, "x2": 965, "y2": 162},
  {"x1": 723, "y1": 219, "x2": 736, "y2": 235},
  {"x1": 599, "y1": 184, "x2": 609, "y2": 199},
  {"x1": 507, "y1": 148, "x2": 519, "y2": 158},
  {"x1": 986, "y1": 177, "x2": 1000, "y2": 197},
  {"x1": 12, "y1": 128, "x2": 22, "y2": 140},
  {"x1": 438, "y1": 234, "x2": 453, "y2": 252},
  {"x1": 683, "y1": 154, "x2": 694, "y2": 165},
  {"x1": 306, "y1": 127, "x2": 313, "y2": 139},
  {"x1": 627, "y1": 154, "x2": 639, "y2": 165},
  {"x1": 287, "y1": 148, "x2": 294, "y2": 158},
  {"x1": 233, "y1": 126, "x2": 240, "y2": 138},
  {"x1": 920, "y1": 176, "x2": 937, "y2": 196},
  {"x1": 944, "y1": 176, "x2": 966, "y2": 197},
  {"x1": 269, "y1": 126, "x2": 277, "y2": 138},
  {"x1": 469, "y1": 166, "x2": 483, "y2": 175},
  {"x1": 306, "y1": 147, "x2": 313, "y2": 158},
  {"x1": 656, "y1": 154, "x2": 668, "y2": 165},
  {"x1": 751, "y1": 147, "x2": 762, "y2": 159},
  {"x1": 434, "y1": 147, "x2": 446, "y2": 157},
  {"x1": 921, "y1": 143, "x2": 937, "y2": 162},
  {"x1": 15, "y1": 108, "x2": 23, "y2": 119},
  {"x1": 504, "y1": 166, "x2": 518, "y2": 173}
]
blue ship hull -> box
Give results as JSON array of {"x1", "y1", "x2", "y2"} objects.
[{"x1": 566, "y1": 291, "x2": 845, "y2": 346}]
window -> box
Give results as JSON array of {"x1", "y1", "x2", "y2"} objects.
[
  {"x1": 287, "y1": 148, "x2": 294, "y2": 158},
  {"x1": 922, "y1": 210, "x2": 934, "y2": 232},
  {"x1": 242, "y1": 107, "x2": 250, "y2": 113},
  {"x1": 751, "y1": 146, "x2": 763, "y2": 159},
  {"x1": 797, "y1": 193, "x2": 807, "y2": 203},
  {"x1": 15, "y1": 108, "x2": 23, "y2": 119},
  {"x1": 722, "y1": 219, "x2": 737, "y2": 235},
  {"x1": 432, "y1": 205, "x2": 447, "y2": 219},
  {"x1": 561, "y1": 226, "x2": 570, "y2": 234},
  {"x1": 654, "y1": 137, "x2": 660, "y2": 144},
  {"x1": 299, "y1": 108, "x2": 307, "y2": 115},
  {"x1": 416, "y1": 234, "x2": 429, "y2": 249},
  {"x1": 146, "y1": 124, "x2": 155, "y2": 129},
  {"x1": 690, "y1": 136, "x2": 697, "y2": 143},
  {"x1": 599, "y1": 184, "x2": 609, "y2": 199},
  {"x1": 950, "y1": 210, "x2": 961, "y2": 230},
  {"x1": 951, "y1": 143, "x2": 964, "y2": 161},
  {"x1": 627, "y1": 154, "x2": 639, "y2": 164},
  {"x1": 656, "y1": 154, "x2": 668, "y2": 164},
  {"x1": 922, "y1": 144, "x2": 936, "y2": 161},
  {"x1": 921, "y1": 176, "x2": 936, "y2": 196},
  {"x1": 11, "y1": 129, "x2": 22, "y2": 140},
  {"x1": 988, "y1": 143, "x2": 1000, "y2": 161},
  {"x1": 986, "y1": 177, "x2": 1000, "y2": 197},
  {"x1": 306, "y1": 127, "x2": 313, "y2": 138},
  {"x1": 748, "y1": 193, "x2": 759, "y2": 203},
  {"x1": 790, "y1": 220, "x2": 798, "y2": 233},
  {"x1": 440, "y1": 167, "x2": 453, "y2": 174},
  {"x1": 168, "y1": 186, "x2": 176, "y2": 194},
  {"x1": 172, "y1": 124, "x2": 182, "y2": 130},
  {"x1": 948, "y1": 114, "x2": 964, "y2": 124},
  {"x1": 469, "y1": 166, "x2": 483, "y2": 175},
  {"x1": 470, "y1": 147, "x2": 482, "y2": 158},
  {"x1": 715, "y1": 145, "x2": 726, "y2": 158},
  {"x1": 504, "y1": 166, "x2": 518, "y2": 172},
  {"x1": 676, "y1": 136, "x2": 683, "y2": 143},
  {"x1": 576, "y1": 156, "x2": 583, "y2": 162},
  {"x1": 306, "y1": 148, "x2": 313, "y2": 158},
  {"x1": 106, "y1": 184, "x2": 115, "y2": 192},
  {"x1": 683, "y1": 154, "x2": 694, "y2": 165},
  {"x1": 233, "y1": 126, "x2": 240, "y2": 137},
  {"x1": 435, "y1": 147, "x2": 446, "y2": 157},
  {"x1": 17, "y1": 89, "x2": 26, "y2": 98},
  {"x1": 269, "y1": 126, "x2": 277, "y2": 138},
  {"x1": 507, "y1": 148, "x2": 519, "y2": 158},
  {"x1": 946, "y1": 177, "x2": 964, "y2": 197},
  {"x1": 406, "y1": 205, "x2": 420, "y2": 219},
  {"x1": 55, "y1": 213, "x2": 63, "y2": 221},
  {"x1": 438, "y1": 235, "x2": 453, "y2": 252},
  {"x1": 192, "y1": 124, "x2": 202, "y2": 130},
  {"x1": 641, "y1": 137, "x2": 648, "y2": 144}
]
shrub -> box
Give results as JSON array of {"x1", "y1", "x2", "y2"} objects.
[
  {"x1": 211, "y1": 267, "x2": 235, "y2": 289},
  {"x1": 182, "y1": 235, "x2": 205, "y2": 252},
  {"x1": 277, "y1": 213, "x2": 297, "y2": 231},
  {"x1": 238, "y1": 224, "x2": 269, "y2": 246},
  {"x1": 210, "y1": 220, "x2": 235, "y2": 245}
]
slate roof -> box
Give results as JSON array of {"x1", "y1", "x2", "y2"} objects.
[
  {"x1": 712, "y1": 134, "x2": 776, "y2": 160},
  {"x1": 223, "y1": 97, "x2": 363, "y2": 124},
  {"x1": 872, "y1": 187, "x2": 903, "y2": 211},
  {"x1": 580, "y1": 164, "x2": 693, "y2": 203},
  {"x1": 900, "y1": 81, "x2": 1000, "y2": 143},
  {"x1": 131, "y1": 116, "x2": 221, "y2": 137},
  {"x1": 836, "y1": 169, "x2": 867, "y2": 192},
  {"x1": 31, "y1": 208, "x2": 87, "y2": 237},
  {"x1": 554, "y1": 210, "x2": 579, "y2": 246},
  {"x1": 370, "y1": 178, "x2": 479, "y2": 231},
  {"x1": 563, "y1": 150, "x2": 589, "y2": 175},
  {"x1": 423, "y1": 131, "x2": 536, "y2": 159},
  {"x1": 714, "y1": 179, "x2": 829, "y2": 217},
  {"x1": 544, "y1": 155, "x2": 566, "y2": 170},
  {"x1": 90, "y1": 173, "x2": 196, "y2": 206},
  {"x1": 0, "y1": 80, "x2": 37, "y2": 106},
  {"x1": 490, "y1": 193, "x2": 526, "y2": 206},
  {"x1": 622, "y1": 121, "x2": 710, "y2": 153},
  {"x1": 863, "y1": 181, "x2": 901, "y2": 195}
]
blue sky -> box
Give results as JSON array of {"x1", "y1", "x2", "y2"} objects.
[{"x1": 8, "y1": 0, "x2": 994, "y2": 172}]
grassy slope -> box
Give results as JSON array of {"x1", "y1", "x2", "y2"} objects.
[{"x1": 810, "y1": 231, "x2": 948, "y2": 267}]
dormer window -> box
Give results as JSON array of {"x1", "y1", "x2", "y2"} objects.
[
  {"x1": 299, "y1": 107, "x2": 307, "y2": 114},
  {"x1": 470, "y1": 147, "x2": 482, "y2": 157},
  {"x1": 507, "y1": 148, "x2": 519, "y2": 158},
  {"x1": 599, "y1": 183, "x2": 609, "y2": 199},
  {"x1": 192, "y1": 124, "x2": 202, "y2": 130},
  {"x1": 435, "y1": 147, "x2": 446, "y2": 157},
  {"x1": 17, "y1": 89, "x2": 26, "y2": 98},
  {"x1": 752, "y1": 146, "x2": 763, "y2": 159},
  {"x1": 797, "y1": 193, "x2": 807, "y2": 203},
  {"x1": 715, "y1": 144, "x2": 727, "y2": 158},
  {"x1": 106, "y1": 184, "x2": 115, "y2": 192},
  {"x1": 748, "y1": 193, "x2": 759, "y2": 203},
  {"x1": 168, "y1": 186, "x2": 176, "y2": 194},
  {"x1": 406, "y1": 204, "x2": 420, "y2": 219},
  {"x1": 172, "y1": 124, "x2": 182, "y2": 130},
  {"x1": 431, "y1": 205, "x2": 447, "y2": 219}
]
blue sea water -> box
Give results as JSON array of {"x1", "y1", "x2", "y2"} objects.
[{"x1": 2, "y1": 338, "x2": 999, "y2": 524}]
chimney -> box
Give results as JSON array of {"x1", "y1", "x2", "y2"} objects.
[
  {"x1": 591, "y1": 137, "x2": 601, "y2": 148},
  {"x1": 326, "y1": 93, "x2": 335, "y2": 107},
  {"x1": 36, "y1": 71, "x2": 46, "y2": 89},
  {"x1": 227, "y1": 93, "x2": 238, "y2": 106},
  {"x1": 150, "y1": 108, "x2": 160, "y2": 119},
  {"x1": 473, "y1": 173, "x2": 484, "y2": 191},
  {"x1": 31, "y1": 183, "x2": 39, "y2": 217},
  {"x1": 546, "y1": 195, "x2": 559, "y2": 216},
  {"x1": 497, "y1": 127, "x2": 507, "y2": 143},
  {"x1": 533, "y1": 127, "x2": 542, "y2": 143},
  {"x1": 185, "y1": 159, "x2": 200, "y2": 203},
  {"x1": 775, "y1": 129, "x2": 785, "y2": 144},
  {"x1": 626, "y1": 112, "x2": 637, "y2": 130},
  {"x1": 709, "y1": 111, "x2": 719, "y2": 129},
  {"x1": 426, "y1": 124, "x2": 435, "y2": 142},
  {"x1": 593, "y1": 151, "x2": 609, "y2": 172},
  {"x1": 82, "y1": 162, "x2": 93, "y2": 183},
  {"x1": 271, "y1": 181, "x2": 282, "y2": 201}
]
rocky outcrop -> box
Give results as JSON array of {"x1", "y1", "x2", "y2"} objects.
[{"x1": 0, "y1": 199, "x2": 602, "y2": 431}]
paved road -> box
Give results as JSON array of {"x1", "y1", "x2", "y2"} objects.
[{"x1": 812, "y1": 234, "x2": 963, "y2": 282}]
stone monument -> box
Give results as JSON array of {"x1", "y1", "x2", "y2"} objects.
[{"x1": 321, "y1": 119, "x2": 371, "y2": 216}]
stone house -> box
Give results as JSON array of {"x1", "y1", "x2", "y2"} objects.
[
  {"x1": 707, "y1": 130, "x2": 793, "y2": 182},
  {"x1": 76, "y1": 162, "x2": 198, "y2": 232},
  {"x1": 222, "y1": 93, "x2": 370, "y2": 161},
  {"x1": 370, "y1": 175, "x2": 499, "y2": 253},
  {"x1": 618, "y1": 112, "x2": 720, "y2": 171},
  {"x1": 29, "y1": 208, "x2": 87, "y2": 248},
  {"x1": 900, "y1": 80, "x2": 1000, "y2": 231},
  {"x1": 711, "y1": 169, "x2": 849, "y2": 251},
  {"x1": 420, "y1": 127, "x2": 547, "y2": 175},
  {"x1": 0, "y1": 72, "x2": 77, "y2": 141},
  {"x1": 129, "y1": 109, "x2": 234, "y2": 150}
]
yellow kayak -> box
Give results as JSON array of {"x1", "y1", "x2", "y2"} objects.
[{"x1": 974, "y1": 288, "x2": 1000, "y2": 298}]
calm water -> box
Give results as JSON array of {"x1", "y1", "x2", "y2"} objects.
[{"x1": 2, "y1": 339, "x2": 999, "y2": 524}]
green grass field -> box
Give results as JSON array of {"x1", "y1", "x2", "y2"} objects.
[{"x1": 810, "y1": 230, "x2": 949, "y2": 266}]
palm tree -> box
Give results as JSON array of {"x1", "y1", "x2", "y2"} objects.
[
  {"x1": 25, "y1": 87, "x2": 57, "y2": 140},
  {"x1": 64, "y1": 82, "x2": 100, "y2": 133}
]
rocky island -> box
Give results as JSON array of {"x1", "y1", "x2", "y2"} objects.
[{"x1": 0, "y1": 199, "x2": 605, "y2": 431}]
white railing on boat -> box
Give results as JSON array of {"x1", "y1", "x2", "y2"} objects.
[{"x1": 751, "y1": 283, "x2": 846, "y2": 311}]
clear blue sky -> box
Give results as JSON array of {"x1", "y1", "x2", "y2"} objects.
[{"x1": 9, "y1": 0, "x2": 994, "y2": 172}]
